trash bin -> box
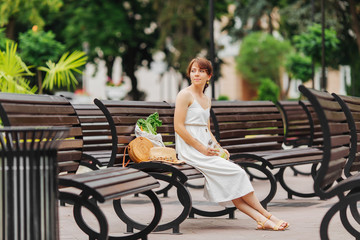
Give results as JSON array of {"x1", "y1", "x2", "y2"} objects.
[{"x1": 0, "y1": 127, "x2": 68, "y2": 240}]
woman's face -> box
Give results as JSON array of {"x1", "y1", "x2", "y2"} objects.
[{"x1": 190, "y1": 62, "x2": 211, "y2": 87}]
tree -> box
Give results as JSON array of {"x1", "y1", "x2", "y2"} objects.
[
  {"x1": 19, "y1": 28, "x2": 65, "y2": 93},
  {"x1": 0, "y1": 0, "x2": 62, "y2": 40},
  {"x1": 293, "y1": 24, "x2": 340, "y2": 69},
  {"x1": 51, "y1": 0, "x2": 159, "y2": 100},
  {"x1": 225, "y1": 0, "x2": 287, "y2": 39},
  {"x1": 236, "y1": 32, "x2": 291, "y2": 98},
  {"x1": 284, "y1": 52, "x2": 312, "y2": 98},
  {"x1": 153, "y1": 0, "x2": 229, "y2": 87},
  {"x1": 279, "y1": 0, "x2": 360, "y2": 96}
]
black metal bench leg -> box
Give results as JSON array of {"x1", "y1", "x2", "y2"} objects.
[
  {"x1": 113, "y1": 190, "x2": 162, "y2": 239},
  {"x1": 290, "y1": 166, "x2": 312, "y2": 176},
  {"x1": 277, "y1": 167, "x2": 316, "y2": 199},
  {"x1": 59, "y1": 192, "x2": 108, "y2": 240},
  {"x1": 114, "y1": 173, "x2": 187, "y2": 234}
]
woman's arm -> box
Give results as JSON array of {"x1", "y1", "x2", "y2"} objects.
[{"x1": 174, "y1": 91, "x2": 217, "y2": 156}]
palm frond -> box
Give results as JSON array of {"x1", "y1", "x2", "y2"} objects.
[
  {"x1": 0, "y1": 41, "x2": 34, "y2": 78},
  {"x1": 40, "y1": 50, "x2": 88, "y2": 91},
  {"x1": 0, "y1": 72, "x2": 37, "y2": 94}
]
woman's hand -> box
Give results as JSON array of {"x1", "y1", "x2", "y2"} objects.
[
  {"x1": 207, "y1": 147, "x2": 220, "y2": 156},
  {"x1": 201, "y1": 145, "x2": 219, "y2": 156}
]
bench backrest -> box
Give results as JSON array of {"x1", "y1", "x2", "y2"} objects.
[
  {"x1": 94, "y1": 99, "x2": 173, "y2": 167},
  {"x1": 0, "y1": 93, "x2": 83, "y2": 174},
  {"x1": 331, "y1": 94, "x2": 360, "y2": 177},
  {"x1": 72, "y1": 103, "x2": 112, "y2": 168},
  {"x1": 300, "y1": 100, "x2": 323, "y2": 147},
  {"x1": 276, "y1": 100, "x2": 313, "y2": 147},
  {"x1": 299, "y1": 86, "x2": 351, "y2": 199},
  {"x1": 211, "y1": 100, "x2": 284, "y2": 155}
]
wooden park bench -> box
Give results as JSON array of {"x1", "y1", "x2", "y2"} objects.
[
  {"x1": 276, "y1": 100, "x2": 319, "y2": 176},
  {"x1": 328, "y1": 93, "x2": 360, "y2": 178},
  {"x1": 210, "y1": 100, "x2": 324, "y2": 201},
  {"x1": 72, "y1": 103, "x2": 113, "y2": 170},
  {"x1": 0, "y1": 93, "x2": 162, "y2": 240},
  {"x1": 299, "y1": 85, "x2": 360, "y2": 240},
  {"x1": 94, "y1": 99, "x2": 237, "y2": 234},
  {"x1": 276, "y1": 100, "x2": 313, "y2": 148}
]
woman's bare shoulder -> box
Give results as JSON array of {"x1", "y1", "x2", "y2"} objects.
[
  {"x1": 177, "y1": 88, "x2": 192, "y2": 100},
  {"x1": 176, "y1": 88, "x2": 193, "y2": 107}
]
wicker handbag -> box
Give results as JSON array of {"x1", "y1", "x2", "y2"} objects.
[{"x1": 123, "y1": 137, "x2": 153, "y2": 167}]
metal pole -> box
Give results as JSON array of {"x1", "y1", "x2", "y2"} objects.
[
  {"x1": 321, "y1": 0, "x2": 326, "y2": 90},
  {"x1": 311, "y1": 0, "x2": 315, "y2": 89},
  {"x1": 209, "y1": 0, "x2": 215, "y2": 99}
]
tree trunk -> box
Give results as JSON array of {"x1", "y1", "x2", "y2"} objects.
[
  {"x1": 284, "y1": 77, "x2": 292, "y2": 100},
  {"x1": 268, "y1": 12, "x2": 273, "y2": 35},
  {"x1": 349, "y1": 0, "x2": 360, "y2": 54},
  {"x1": 5, "y1": 17, "x2": 16, "y2": 40},
  {"x1": 123, "y1": 48, "x2": 142, "y2": 100},
  {"x1": 37, "y1": 69, "x2": 43, "y2": 94}
]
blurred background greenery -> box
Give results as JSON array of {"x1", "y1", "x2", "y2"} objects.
[{"x1": 0, "y1": 0, "x2": 359, "y2": 102}]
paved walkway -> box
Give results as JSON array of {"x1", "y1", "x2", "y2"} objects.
[{"x1": 59, "y1": 166, "x2": 351, "y2": 240}]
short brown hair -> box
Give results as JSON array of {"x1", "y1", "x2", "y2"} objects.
[
  {"x1": 186, "y1": 57, "x2": 213, "y2": 93},
  {"x1": 186, "y1": 57, "x2": 213, "y2": 78}
]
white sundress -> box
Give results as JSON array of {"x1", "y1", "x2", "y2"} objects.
[{"x1": 175, "y1": 98, "x2": 254, "y2": 207}]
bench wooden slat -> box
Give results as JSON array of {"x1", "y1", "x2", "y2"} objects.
[
  {"x1": 216, "y1": 114, "x2": 282, "y2": 122},
  {"x1": 7, "y1": 115, "x2": 79, "y2": 125},
  {"x1": 2, "y1": 103, "x2": 75, "y2": 114}
]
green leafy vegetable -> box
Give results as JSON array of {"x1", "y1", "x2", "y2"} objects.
[{"x1": 137, "y1": 112, "x2": 162, "y2": 135}]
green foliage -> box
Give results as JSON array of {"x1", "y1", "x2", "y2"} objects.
[
  {"x1": 285, "y1": 53, "x2": 312, "y2": 83},
  {"x1": 257, "y1": 78, "x2": 279, "y2": 103},
  {"x1": 218, "y1": 95, "x2": 230, "y2": 101},
  {"x1": 136, "y1": 112, "x2": 162, "y2": 135},
  {"x1": 51, "y1": 0, "x2": 158, "y2": 99},
  {"x1": 236, "y1": 32, "x2": 291, "y2": 85},
  {"x1": 154, "y1": 0, "x2": 229, "y2": 78},
  {"x1": 19, "y1": 29, "x2": 65, "y2": 67},
  {"x1": 0, "y1": 0, "x2": 61, "y2": 27},
  {"x1": 226, "y1": 0, "x2": 287, "y2": 39},
  {"x1": 0, "y1": 41, "x2": 37, "y2": 94},
  {"x1": 0, "y1": 28, "x2": 10, "y2": 51},
  {"x1": 293, "y1": 24, "x2": 340, "y2": 68},
  {"x1": 38, "y1": 51, "x2": 88, "y2": 91},
  {"x1": 0, "y1": 0, "x2": 62, "y2": 39}
]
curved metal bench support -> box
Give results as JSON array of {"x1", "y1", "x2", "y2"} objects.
[
  {"x1": 130, "y1": 163, "x2": 192, "y2": 234},
  {"x1": 321, "y1": 192, "x2": 360, "y2": 240},
  {"x1": 113, "y1": 190, "x2": 162, "y2": 239},
  {"x1": 276, "y1": 167, "x2": 317, "y2": 199},
  {"x1": 59, "y1": 192, "x2": 108, "y2": 240}
]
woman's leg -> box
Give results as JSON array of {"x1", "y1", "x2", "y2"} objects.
[
  {"x1": 232, "y1": 197, "x2": 284, "y2": 230},
  {"x1": 240, "y1": 192, "x2": 289, "y2": 228}
]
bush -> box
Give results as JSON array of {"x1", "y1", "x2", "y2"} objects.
[
  {"x1": 285, "y1": 53, "x2": 312, "y2": 83},
  {"x1": 217, "y1": 95, "x2": 230, "y2": 101},
  {"x1": 236, "y1": 32, "x2": 291, "y2": 86},
  {"x1": 257, "y1": 78, "x2": 280, "y2": 103}
]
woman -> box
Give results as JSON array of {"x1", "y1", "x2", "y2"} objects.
[{"x1": 174, "y1": 57, "x2": 289, "y2": 231}]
